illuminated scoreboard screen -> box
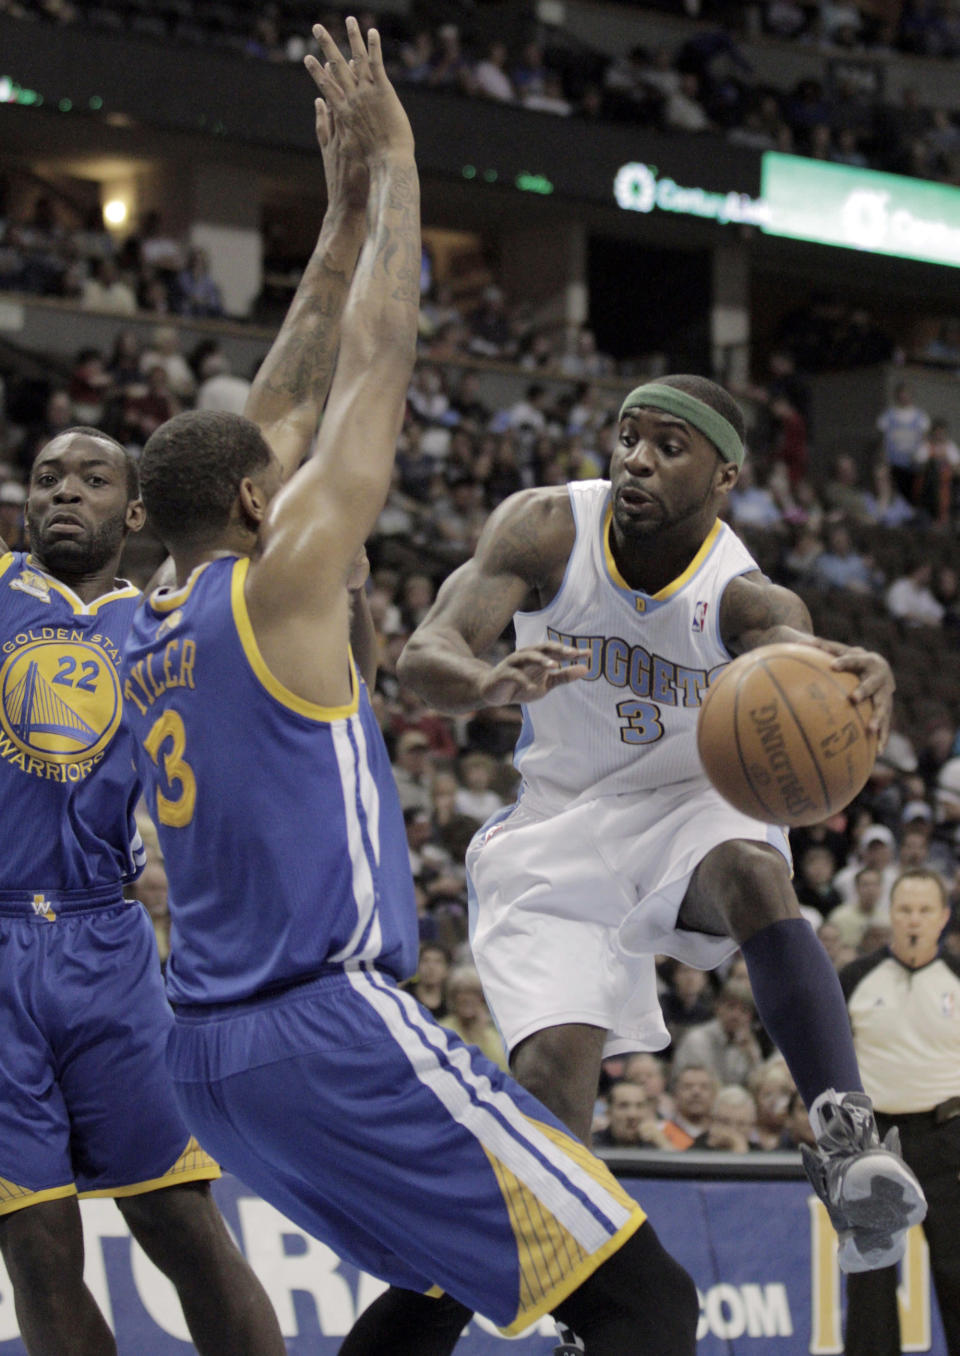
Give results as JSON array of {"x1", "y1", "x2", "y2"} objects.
[
  {"x1": 760, "y1": 152, "x2": 960, "y2": 269},
  {"x1": 614, "y1": 152, "x2": 960, "y2": 271}
]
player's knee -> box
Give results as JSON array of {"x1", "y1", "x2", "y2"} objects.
[
  {"x1": 616, "y1": 1233, "x2": 699, "y2": 1339},
  {"x1": 0, "y1": 1207, "x2": 84, "y2": 1290},
  {"x1": 118, "y1": 1182, "x2": 224, "y2": 1267},
  {"x1": 511, "y1": 1028, "x2": 602, "y2": 1105},
  {"x1": 509, "y1": 1051, "x2": 588, "y2": 1139},
  {"x1": 555, "y1": 1222, "x2": 699, "y2": 1349},
  {"x1": 512, "y1": 1040, "x2": 567, "y2": 1099},
  {"x1": 658, "y1": 1249, "x2": 700, "y2": 1342},
  {"x1": 700, "y1": 840, "x2": 797, "y2": 941}
]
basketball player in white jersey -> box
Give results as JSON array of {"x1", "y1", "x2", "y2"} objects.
[{"x1": 400, "y1": 375, "x2": 926, "y2": 1275}]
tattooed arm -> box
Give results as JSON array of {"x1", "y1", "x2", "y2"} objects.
[
  {"x1": 398, "y1": 487, "x2": 588, "y2": 714},
  {"x1": 246, "y1": 20, "x2": 420, "y2": 704},
  {"x1": 242, "y1": 29, "x2": 370, "y2": 481},
  {"x1": 719, "y1": 571, "x2": 814, "y2": 656},
  {"x1": 720, "y1": 571, "x2": 895, "y2": 744}
]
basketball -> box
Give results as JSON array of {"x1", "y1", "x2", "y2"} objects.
[{"x1": 697, "y1": 642, "x2": 878, "y2": 827}]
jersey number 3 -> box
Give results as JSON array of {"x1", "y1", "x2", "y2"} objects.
[
  {"x1": 616, "y1": 699, "x2": 664, "y2": 745},
  {"x1": 144, "y1": 710, "x2": 197, "y2": 827}
]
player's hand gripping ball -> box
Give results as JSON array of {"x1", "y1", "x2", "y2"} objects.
[{"x1": 697, "y1": 642, "x2": 878, "y2": 827}]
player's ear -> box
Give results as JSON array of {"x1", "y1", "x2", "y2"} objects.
[
  {"x1": 717, "y1": 460, "x2": 739, "y2": 493},
  {"x1": 237, "y1": 476, "x2": 268, "y2": 527},
  {"x1": 125, "y1": 498, "x2": 146, "y2": 534}
]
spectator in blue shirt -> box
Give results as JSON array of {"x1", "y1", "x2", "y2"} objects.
[
  {"x1": 813, "y1": 522, "x2": 882, "y2": 593},
  {"x1": 174, "y1": 247, "x2": 223, "y2": 318},
  {"x1": 876, "y1": 382, "x2": 930, "y2": 500}
]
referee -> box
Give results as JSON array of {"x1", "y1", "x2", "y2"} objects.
[{"x1": 840, "y1": 869, "x2": 960, "y2": 1355}]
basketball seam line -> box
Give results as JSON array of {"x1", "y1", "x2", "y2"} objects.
[
  {"x1": 732, "y1": 671, "x2": 780, "y2": 823},
  {"x1": 763, "y1": 661, "x2": 832, "y2": 813}
]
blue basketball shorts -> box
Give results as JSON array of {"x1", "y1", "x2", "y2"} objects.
[
  {"x1": 0, "y1": 891, "x2": 218, "y2": 1216},
  {"x1": 169, "y1": 965, "x2": 645, "y2": 1335}
]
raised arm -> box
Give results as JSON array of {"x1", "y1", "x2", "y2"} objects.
[
  {"x1": 245, "y1": 19, "x2": 419, "y2": 699},
  {"x1": 398, "y1": 488, "x2": 587, "y2": 714},
  {"x1": 242, "y1": 28, "x2": 370, "y2": 481},
  {"x1": 720, "y1": 571, "x2": 895, "y2": 744},
  {"x1": 261, "y1": 18, "x2": 417, "y2": 567}
]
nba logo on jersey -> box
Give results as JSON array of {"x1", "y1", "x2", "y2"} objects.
[
  {"x1": 692, "y1": 601, "x2": 709, "y2": 632},
  {"x1": 157, "y1": 608, "x2": 183, "y2": 640}
]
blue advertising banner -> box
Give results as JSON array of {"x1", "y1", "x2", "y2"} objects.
[{"x1": 0, "y1": 1173, "x2": 943, "y2": 1353}]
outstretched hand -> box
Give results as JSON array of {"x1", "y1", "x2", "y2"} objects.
[
  {"x1": 802, "y1": 635, "x2": 895, "y2": 749},
  {"x1": 305, "y1": 15, "x2": 414, "y2": 172},
  {"x1": 478, "y1": 643, "x2": 589, "y2": 707}
]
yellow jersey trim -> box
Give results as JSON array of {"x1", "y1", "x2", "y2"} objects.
[
  {"x1": 0, "y1": 1180, "x2": 77, "y2": 1217},
  {"x1": 503, "y1": 1204, "x2": 645, "y2": 1336},
  {"x1": 604, "y1": 512, "x2": 722, "y2": 601},
  {"x1": 79, "y1": 1137, "x2": 220, "y2": 1199},
  {"x1": 88, "y1": 584, "x2": 140, "y2": 613},
  {"x1": 80, "y1": 1165, "x2": 221, "y2": 1200},
  {"x1": 16, "y1": 556, "x2": 139, "y2": 613},
  {"x1": 487, "y1": 1113, "x2": 647, "y2": 1336},
  {"x1": 0, "y1": 551, "x2": 15, "y2": 583},
  {"x1": 149, "y1": 560, "x2": 213, "y2": 612},
  {"x1": 231, "y1": 557, "x2": 359, "y2": 722}
]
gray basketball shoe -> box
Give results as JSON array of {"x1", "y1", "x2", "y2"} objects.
[{"x1": 801, "y1": 1090, "x2": 927, "y2": 1272}]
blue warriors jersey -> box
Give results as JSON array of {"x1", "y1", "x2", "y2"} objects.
[
  {"x1": 122, "y1": 556, "x2": 418, "y2": 1006},
  {"x1": 0, "y1": 552, "x2": 145, "y2": 892}
]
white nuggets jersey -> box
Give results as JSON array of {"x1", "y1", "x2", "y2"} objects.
[{"x1": 513, "y1": 480, "x2": 759, "y2": 812}]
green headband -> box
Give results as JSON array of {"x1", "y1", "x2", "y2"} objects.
[{"x1": 618, "y1": 383, "x2": 746, "y2": 468}]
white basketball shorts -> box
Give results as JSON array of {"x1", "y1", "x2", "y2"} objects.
[{"x1": 465, "y1": 778, "x2": 790, "y2": 1059}]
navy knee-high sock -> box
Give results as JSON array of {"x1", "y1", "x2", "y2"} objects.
[{"x1": 740, "y1": 917, "x2": 862, "y2": 1109}]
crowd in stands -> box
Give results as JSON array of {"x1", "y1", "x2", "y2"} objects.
[
  {"x1": 0, "y1": 193, "x2": 225, "y2": 318},
  {"x1": 4, "y1": 2, "x2": 960, "y2": 187},
  {"x1": 0, "y1": 323, "x2": 248, "y2": 473},
  {"x1": 4, "y1": 290, "x2": 960, "y2": 633}
]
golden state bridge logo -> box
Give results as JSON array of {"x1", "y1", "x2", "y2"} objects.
[{"x1": 0, "y1": 637, "x2": 122, "y2": 781}]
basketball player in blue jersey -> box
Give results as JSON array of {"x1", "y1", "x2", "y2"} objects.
[
  {"x1": 0, "y1": 22, "x2": 384, "y2": 1352},
  {"x1": 122, "y1": 21, "x2": 700, "y2": 1356},
  {"x1": 0, "y1": 431, "x2": 285, "y2": 1356},
  {"x1": 400, "y1": 374, "x2": 927, "y2": 1276}
]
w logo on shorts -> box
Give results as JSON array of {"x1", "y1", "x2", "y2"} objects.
[{"x1": 31, "y1": 894, "x2": 56, "y2": 922}]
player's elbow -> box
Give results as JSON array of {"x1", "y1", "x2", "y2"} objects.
[
  {"x1": 395, "y1": 634, "x2": 422, "y2": 687},
  {"x1": 397, "y1": 628, "x2": 446, "y2": 688}
]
